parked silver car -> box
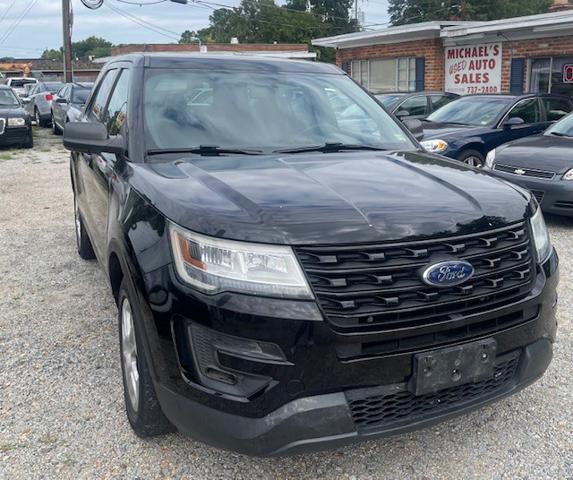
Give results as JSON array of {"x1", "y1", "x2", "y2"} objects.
[
  {"x1": 51, "y1": 83, "x2": 93, "y2": 135},
  {"x1": 23, "y1": 81, "x2": 64, "y2": 127},
  {"x1": 4, "y1": 77, "x2": 38, "y2": 97}
]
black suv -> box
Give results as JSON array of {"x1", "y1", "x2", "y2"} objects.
[{"x1": 64, "y1": 54, "x2": 559, "y2": 456}]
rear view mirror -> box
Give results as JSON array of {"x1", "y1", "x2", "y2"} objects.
[
  {"x1": 64, "y1": 122, "x2": 126, "y2": 155},
  {"x1": 403, "y1": 118, "x2": 424, "y2": 141},
  {"x1": 503, "y1": 117, "x2": 525, "y2": 128}
]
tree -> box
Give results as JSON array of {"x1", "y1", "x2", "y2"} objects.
[
  {"x1": 41, "y1": 36, "x2": 113, "y2": 62},
  {"x1": 388, "y1": 0, "x2": 553, "y2": 25},
  {"x1": 179, "y1": 30, "x2": 202, "y2": 44},
  {"x1": 182, "y1": 0, "x2": 356, "y2": 48}
]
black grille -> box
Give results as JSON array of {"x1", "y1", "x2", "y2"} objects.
[
  {"x1": 347, "y1": 353, "x2": 520, "y2": 433},
  {"x1": 495, "y1": 163, "x2": 555, "y2": 179},
  {"x1": 531, "y1": 190, "x2": 545, "y2": 205},
  {"x1": 296, "y1": 222, "x2": 534, "y2": 335},
  {"x1": 554, "y1": 200, "x2": 573, "y2": 210}
]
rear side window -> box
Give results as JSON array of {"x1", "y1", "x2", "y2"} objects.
[
  {"x1": 543, "y1": 98, "x2": 572, "y2": 122},
  {"x1": 104, "y1": 69, "x2": 130, "y2": 136},
  {"x1": 430, "y1": 95, "x2": 455, "y2": 111},
  {"x1": 397, "y1": 96, "x2": 427, "y2": 116},
  {"x1": 507, "y1": 98, "x2": 540, "y2": 124},
  {"x1": 89, "y1": 70, "x2": 118, "y2": 121}
]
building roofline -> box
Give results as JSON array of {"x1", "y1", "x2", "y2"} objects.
[{"x1": 312, "y1": 21, "x2": 483, "y2": 48}]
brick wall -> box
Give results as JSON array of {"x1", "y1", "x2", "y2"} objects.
[
  {"x1": 501, "y1": 35, "x2": 573, "y2": 92},
  {"x1": 112, "y1": 43, "x2": 308, "y2": 56},
  {"x1": 335, "y1": 35, "x2": 573, "y2": 93},
  {"x1": 335, "y1": 38, "x2": 445, "y2": 90}
]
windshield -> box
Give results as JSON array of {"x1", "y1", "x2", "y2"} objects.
[
  {"x1": 143, "y1": 69, "x2": 416, "y2": 153},
  {"x1": 72, "y1": 88, "x2": 90, "y2": 104},
  {"x1": 546, "y1": 112, "x2": 573, "y2": 137},
  {"x1": 427, "y1": 96, "x2": 512, "y2": 126},
  {"x1": 10, "y1": 79, "x2": 36, "y2": 88},
  {"x1": 45, "y1": 82, "x2": 64, "y2": 94},
  {"x1": 376, "y1": 94, "x2": 404, "y2": 110},
  {"x1": 0, "y1": 89, "x2": 19, "y2": 106}
]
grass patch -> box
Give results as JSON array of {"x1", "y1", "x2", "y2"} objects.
[{"x1": 0, "y1": 152, "x2": 14, "y2": 161}]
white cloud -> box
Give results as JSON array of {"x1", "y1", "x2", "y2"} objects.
[{"x1": 0, "y1": 0, "x2": 388, "y2": 57}]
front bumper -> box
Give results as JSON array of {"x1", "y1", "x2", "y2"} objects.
[
  {"x1": 140, "y1": 249, "x2": 559, "y2": 456},
  {"x1": 0, "y1": 126, "x2": 31, "y2": 146},
  {"x1": 487, "y1": 166, "x2": 573, "y2": 216},
  {"x1": 158, "y1": 338, "x2": 552, "y2": 456}
]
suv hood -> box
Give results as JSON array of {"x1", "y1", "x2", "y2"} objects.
[{"x1": 130, "y1": 151, "x2": 529, "y2": 245}]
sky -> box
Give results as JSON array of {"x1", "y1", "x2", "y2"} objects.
[{"x1": 0, "y1": 0, "x2": 390, "y2": 59}]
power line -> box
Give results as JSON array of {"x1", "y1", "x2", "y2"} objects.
[
  {"x1": 0, "y1": 0, "x2": 18, "y2": 28},
  {"x1": 0, "y1": 0, "x2": 40, "y2": 47},
  {"x1": 104, "y1": 1, "x2": 181, "y2": 40},
  {"x1": 115, "y1": 0, "x2": 168, "y2": 5}
]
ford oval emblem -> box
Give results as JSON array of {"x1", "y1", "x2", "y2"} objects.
[{"x1": 422, "y1": 260, "x2": 475, "y2": 287}]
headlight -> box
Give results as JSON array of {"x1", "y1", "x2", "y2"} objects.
[
  {"x1": 530, "y1": 204, "x2": 552, "y2": 263},
  {"x1": 420, "y1": 139, "x2": 448, "y2": 153},
  {"x1": 7, "y1": 117, "x2": 26, "y2": 127},
  {"x1": 562, "y1": 168, "x2": 573, "y2": 180},
  {"x1": 485, "y1": 149, "x2": 496, "y2": 168},
  {"x1": 169, "y1": 223, "x2": 313, "y2": 299}
]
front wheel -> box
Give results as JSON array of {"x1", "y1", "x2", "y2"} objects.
[
  {"x1": 52, "y1": 114, "x2": 62, "y2": 135},
  {"x1": 74, "y1": 196, "x2": 96, "y2": 260},
  {"x1": 118, "y1": 279, "x2": 175, "y2": 437},
  {"x1": 458, "y1": 149, "x2": 485, "y2": 168}
]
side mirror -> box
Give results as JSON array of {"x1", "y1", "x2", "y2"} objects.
[
  {"x1": 503, "y1": 117, "x2": 525, "y2": 128},
  {"x1": 403, "y1": 118, "x2": 424, "y2": 141},
  {"x1": 56, "y1": 97, "x2": 67, "y2": 104},
  {"x1": 395, "y1": 110, "x2": 410, "y2": 118},
  {"x1": 63, "y1": 122, "x2": 126, "y2": 155},
  {"x1": 20, "y1": 97, "x2": 30, "y2": 104}
]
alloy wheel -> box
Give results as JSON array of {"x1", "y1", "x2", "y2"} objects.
[
  {"x1": 35, "y1": 109, "x2": 40, "y2": 126},
  {"x1": 464, "y1": 156, "x2": 483, "y2": 168},
  {"x1": 121, "y1": 298, "x2": 140, "y2": 412}
]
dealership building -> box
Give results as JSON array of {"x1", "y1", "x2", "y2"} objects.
[{"x1": 312, "y1": 7, "x2": 573, "y2": 98}]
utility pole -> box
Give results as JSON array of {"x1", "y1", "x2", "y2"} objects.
[{"x1": 62, "y1": 0, "x2": 73, "y2": 82}]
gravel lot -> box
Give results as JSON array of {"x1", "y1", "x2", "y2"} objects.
[{"x1": 1, "y1": 127, "x2": 572, "y2": 480}]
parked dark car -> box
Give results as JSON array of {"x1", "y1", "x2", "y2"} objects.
[
  {"x1": 64, "y1": 54, "x2": 558, "y2": 456},
  {"x1": 375, "y1": 91, "x2": 459, "y2": 120},
  {"x1": 51, "y1": 82, "x2": 93, "y2": 135},
  {"x1": 420, "y1": 94, "x2": 573, "y2": 167},
  {"x1": 0, "y1": 85, "x2": 33, "y2": 148},
  {"x1": 484, "y1": 112, "x2": 573, "y2": 216},
  {"x1": 22, "y1": 81, "x2": 64, "y2": 127}
]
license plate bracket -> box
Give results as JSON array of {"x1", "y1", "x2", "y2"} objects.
[{"x1": 412, "y1": 339, "x2": 497, "y2": 396}]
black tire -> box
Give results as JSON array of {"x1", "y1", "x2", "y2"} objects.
[
  {"x1": 458, "y1": 149, "x2": 485, "y2": 168},
  {"x1": 35, "y1": 108, "x2": 49, "y2": 128},
  {"x1": 74, "y1": 196, "x2": 96, "y2": 260},
  {"x1": 118, "y1": 278, "x2": 175, "y2": 437},
  {"x1": 52, "y1": 114, "x2": 62, "y2": 135},
  {"x1": 23, "y1": 130, "x2": 33, "y2": 148}
]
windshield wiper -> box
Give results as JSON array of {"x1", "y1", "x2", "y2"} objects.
[
  {"x1": 146, "y1": 145, "x2": 264, "y2": 156},
  {"x1": 274, "y1": 142, "x2": 389, "y2": 154},
  {"x1": 548, "y1": 131, "x2": 573, "y2": 138}
]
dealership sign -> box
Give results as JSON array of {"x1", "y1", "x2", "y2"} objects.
[
  {"x1": 564, "y1": 64, "x2": 573, "y2": 83},
  {"x1": 445, "y1": 43, "x2": 502, "y2": 95}
]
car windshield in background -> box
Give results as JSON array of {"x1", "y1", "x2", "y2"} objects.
[
  {"x1": 427, "y1": 96, "x2": 512, "y2": 126},
  {"x1": 376, "y1": 94, "x2": 404, "y2": 110},
  {"x1": 72, "y1": 89, "x2": 90, "y2": 104},
  {"x1": 143, "y1": 69, "x2": 416, "y2": 153},
  {"x1": 546, "y1": 113, "x2": 573, "y2": 137},
  {"x1": 10, "y1": 79, "x2": 36, "y2": 88},
  {"x1": 45, "y1": 83, "x2": 64, "y2": 94},
  {"x1": 0, "y1": 89, "x2": 20, "y2": 106}
]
